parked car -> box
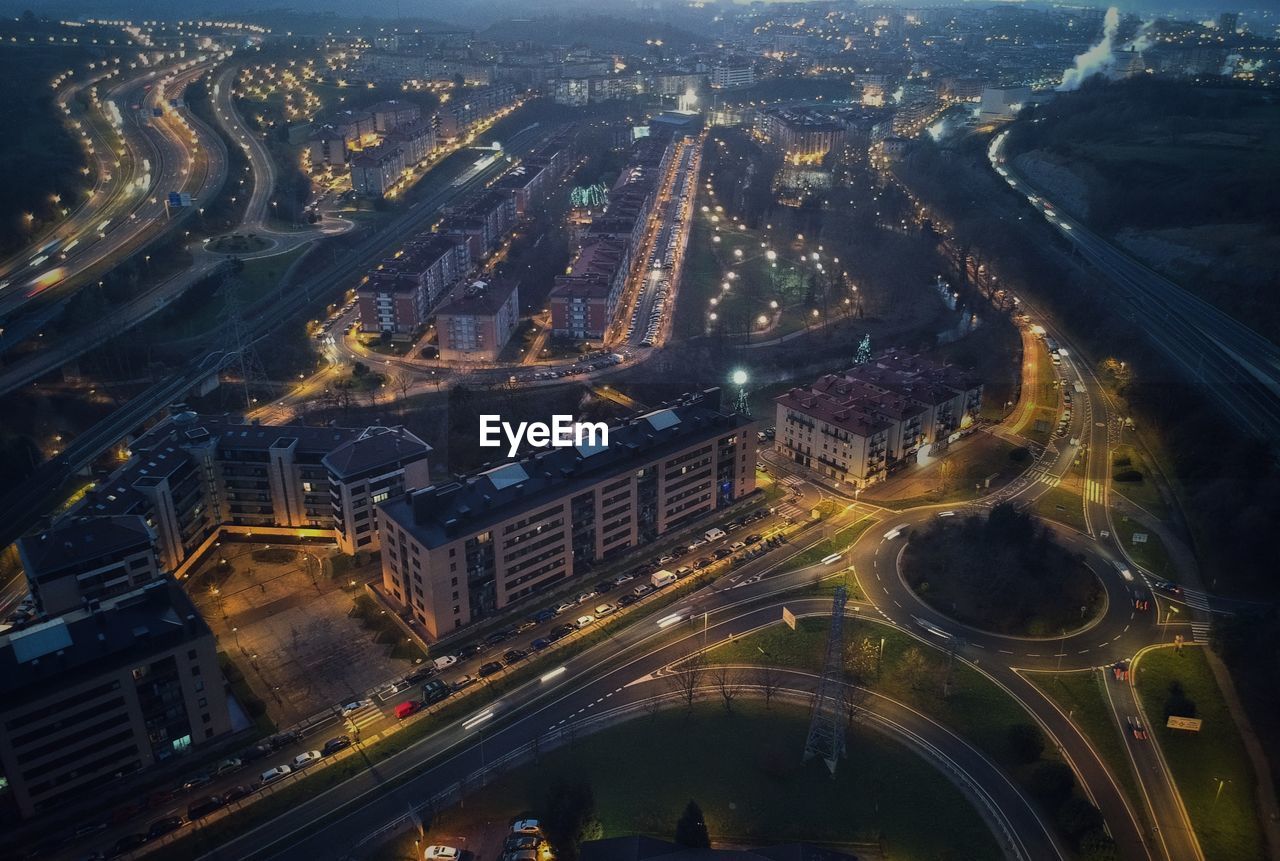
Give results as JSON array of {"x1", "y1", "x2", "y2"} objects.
[
  {"x1": 575, "y1": 614, "x2": 596, "y2": 628},
  {"x1": 505, "y1": 834, "x2": 540, "y2": 852},
  {"x1": 432, "y1": 655, "x2": 458, "y2": 671},
  {"x1": 181, "y1": 773, "x2": 212, "y2": 791},
  {"x1": 485, "y1": 630, "x2": 510, "y2": 646},
  {"x1": 293, "y1": 750, "x2": 322, "y2": 769},
  {"x1": 146, "y1": 816, "x2": 184, "y2": 840},
  {"x1": 108, "y1": 834, "x2": 148, "y2": 857},
  {"x1": 424, "y1": 847, "x2": 461, "y2": 861},
  {"x1": 534, "y1": 609, "x2": 557, "y2": 624},
  {"x1": 479, "y1": 661, "x2": 504, "y2": 677},
  {"x1": 594, "y1": 603, "x2": 616, "y2": 617},
  {"x1": 530, "y1": 637, "x2": 552, "y2": 651},
  {"x1": 321, "y1": 736, "x2": 351, "y2": 756},
  {"x1": 549, "y1": 623, "x2": 576, "y2": 640},
  {"x1": 223, "y1": 785, "x2": 255, "y2": 803},
  {"x1": 503, "y1": 648, "x2": 528, "y2": 664},
  {"x1": 267, "y1": 730, "x2": 300, "y2": 749},
  {"x1": 404, "y1": 666, "x2": 436, "y2": 685},
  {"x1": 240, "y1": 742, "x2": 273, "y2": 763},
  {"x1": 455, "y1": 643, "x2": 483, "y2": 660},
  {"x1": 511, "y1": 818, "x2": 542, "y2": 834},
  {"x1": 187, "y1": 796, "x2": 225, "y2": 820},
  {"x1": 555, "y1": 602, "x2": 576, "y2": 615},
  {"x1": 576, "y1": 591, "x2": 598, "y2": 605},
  {"x1": 213, "y1": 757, "x2": 242, "y2": 776},
  {"x1": 395, "y1": 701, "x2": 421, "y2": 719},
  {"x1": 452, "y1": 675, "x2": 477, "y2": 692},
  {"x1": 618, "y1": 594, "x2": 639, "y2": 608},
  {"x1": 339, "y1": 700, "x2": 369, "y2": 718}
]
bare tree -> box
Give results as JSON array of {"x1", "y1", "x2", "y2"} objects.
[
  {"x1": 754, "y1": 664, "x2": 784, "y2": 710},
  {"x1": 665, "y1": 653, "x2": 705, "y2": 711},
  {"x1": 386, "y1": 368, "x2": 413, "y2": 415},
  {"x1": 711, "y1": 665, "x2": 742, "y2": 713}
]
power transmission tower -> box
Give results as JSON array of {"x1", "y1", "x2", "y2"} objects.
[
  {"x1": 803, "y1": 585, "x2": 849, "y2": 775},
  {"x1": 224, "y1": 290, "x2": 273, "y2": 411}
]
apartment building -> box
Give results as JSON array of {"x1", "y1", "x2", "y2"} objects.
[
  {"x1": 436, "y1": 83, "x2": 519, "y2": 139},
  {"x1": 18, "y1": 516, "x2": 160, "y2": 617},
  {"x1": 324, "y1": 427, "x2": 433, "y2": 555},
  {"x1": 440, "y1": 188, "x2": 518, "y2": 261},
  {"x1": 368, "y1": 99, "x2": 422, "y2": 133},
  {"x1": 774, "y1": 353, "x2": 983, "y2": 489},
  {"x1": 549, "y1": 136, "x2": 669, "y2": 341},
  {"x1": 377, "y1": 389, "x2": 756, "y2": 638},
  {"x1": 549, "y1": 238, "x2": 631, "y2": 340},
  {"x1": 434, "y1": 278, "x2": 521, "y2": 362},
  {"x1": 0, "y1": 580, "x2": 230, "y2": 819},
  {"x1": 357, "y1": 234, "x2": 470, "y2": 334},
  {"x1": 711, "y1": 63, "x2": 755, "y2": 89},
  {"x1": 61, "y1": 415, "x2": 430, "y2": 579},
  {"x1": 351, "y1": 143, "x2": 407, "y2": 197}
]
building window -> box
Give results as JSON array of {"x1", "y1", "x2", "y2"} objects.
[{"x1": 372, "y1": 490, "x2": 390, "y2": 505}]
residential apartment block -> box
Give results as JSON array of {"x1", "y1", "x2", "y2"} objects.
[
  {"x1": 774, "y1": 353, "x2": 983, "y2": 489},
  {"x1": 711, "y1": 63, "x2": 755, "y2": 89},
  {"x1": 377, "y1": 389, "x2": 756, "y2": 638},
  {"x1": 0, "y1": 580, "x2": 230, "y2": 819},
  {"x1": 18, "y1": 516, "x2": 160, "y2": 617},
  {"x1": 434, "y1": 278, "x2": 521, "y2": 362},
  {"x1": 58, "y1": 415, "x2": 430, "y2": 579},
  {"x1": 324, "y1": 427, "x2": 434, "y2": 555},
  {"x1": 357, "y1": 234, "x2": 470, "y2": 335},
  {"x1": 550, "y1": 136, "x2": 671, "y2": 341}
]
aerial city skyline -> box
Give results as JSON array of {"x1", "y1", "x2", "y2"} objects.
[{"x1": 0, "y1": 3, "x2": 1276, "y2": 861}]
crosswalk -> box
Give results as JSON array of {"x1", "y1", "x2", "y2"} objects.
[
  {"x1": 1181, "y1": 589, "x2": 1213, "y2": 612},
  {"x1": 1025, "y1": 468, "x2": 1061, "y2": 487},
  {"x1": 779, "y1": 475, "x2": 805, "y2": 490},
  {"x1": 1190, "y1": 621, "x2": 1213, "y2": 643},
  {"x1": 1084, "y1": 479, "x2": 1104, "y2": 504},
  {"x1": 343, "y1": 703, "x2": 383, "y2": 732},
  {"x1": 777, "y1": 501, "x2": 805, "y2": 520}
]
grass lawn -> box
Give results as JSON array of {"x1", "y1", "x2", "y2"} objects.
[
  {"x1": 233, "y1": 244, "x2": 313, "y2": 303},
  {"x1": 778, "y1": 518, "x2": 873, "y2": 573},
  {"x1": 1028, "y1": 670, "x2": 1144, "y2": 820},
  {"x1": 1110, "y1": 443, "x2": 1170, "y2": 521},
  {"x1": 1134, "y1": 647, "x2": 1264, "y2": 861},
  {"x1": 1111, "y1": 514, "x2": 1177, "y2": 580},
  {"x1": 712, "y1": 618, "x2": 1032, "y2": 773},
  {"x1": 370, "y1": 702, "x2": 1000, "y2": 861},
  {"x1": 1032, "y1": 486, "x2": 1087, "y2": 533}
]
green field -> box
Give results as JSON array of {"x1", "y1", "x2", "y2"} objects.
[
  {"x1": 1134, "y1": 647, "x2": 1264, "y2": 861},
  {"x1": 1032, "y1": 486, "x2": 1087, "y2": 533},
  {"x1": 371, "y1": 703, "x2": 1000, "y2": 861}
]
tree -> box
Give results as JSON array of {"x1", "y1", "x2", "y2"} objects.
[
  {"x1": 1007, "y1": 722, "x2": 1046, "y2": 764},
  {"x1": 754, "y1": 664, "x2": 784, "y2": 709},
  {"x1": 899, "y1": 646, "x2": 930, "y2": 691},
  {"x1": 1028, "y1": 760, "x2": 1076, "y2": 810},
  {"x1": 674, "y1": 800, "x2": 711, "y2": 848},
  {"x1": 711, "y1": 665, "x2": 741, "y2": 712},
  {"x1": 542, "y1": 781, "x2": 599, "y2": 861},
  {"x1": 845, "y1": 636, "x2": 879, "y2": 685},
  {"x1": 666, "y1": 653, "x2": 705, "y2": 711}
]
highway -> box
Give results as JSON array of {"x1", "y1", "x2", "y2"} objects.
[
  {"x1": 989, "y1": 131, "x2": 1280, "y2": 440},
  {"x1": 0, "y1": 55, "x2": 231, "y2": 392}
]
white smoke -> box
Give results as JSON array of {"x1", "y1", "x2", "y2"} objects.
[
  {"x1": 1058, "y1": 7, "x2": 1121, "y2": 91},
  {"x1": 1128, "y1": 19, "x2": 1155, "y2": 52}
]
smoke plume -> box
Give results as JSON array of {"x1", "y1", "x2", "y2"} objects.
[{"x1": 1058, "y1": 7, "x2": 1120, "y2": 91}]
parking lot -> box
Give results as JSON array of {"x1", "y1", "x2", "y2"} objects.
[{"x1": 189, "y1": 544, "x2": 415, "y2": 728}]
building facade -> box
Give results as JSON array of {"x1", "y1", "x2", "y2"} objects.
[
  {"x1": 774, "y1": 353, "x2": 983, "y2": 489},
  {"x1": 60, "y1": 415, "x2": 430, "y2": 579},
  {"x1": 0, "y1": 580, "x2": 230, "y2": 819},
  {"x1": 434, "y1": 279, "x2": 521, "y2": 362},
  {"x1": 18, "y1": 516, "x2": 160, "y2": 617},
  {"x1": 377, "y1": 389, "x2": 756, "y2": 638}
]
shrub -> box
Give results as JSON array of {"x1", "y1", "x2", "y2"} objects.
[{"x1": 1112, "y1": 469, "x2": 1143, "y2": 483}]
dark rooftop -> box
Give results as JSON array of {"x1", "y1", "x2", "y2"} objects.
[
  {"x1": 17, "y1": 515, "x2": 153, "y2": 583},
  {"x1": 0, "y1": 579, "x2": 210, "y2": 701},
  {"x1": 323, "y1": 426, "x2": 432, "y2": 481}
]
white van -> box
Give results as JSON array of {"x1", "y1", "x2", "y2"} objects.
[
  {"x1": 651, "y1": 570, "x2": 678, "y2": 589},
  {"x1": 703, "y1": 527, "x2": 727, "y2": 542}
]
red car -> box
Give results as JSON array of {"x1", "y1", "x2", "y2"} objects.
[{"x1": 395, "y1": 701, "x2": 420, "y2": 719}]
